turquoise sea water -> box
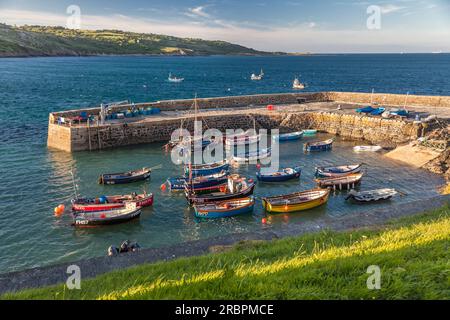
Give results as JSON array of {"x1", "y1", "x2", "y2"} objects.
[{"x1": 0, "y1": 54, "x2": 448, "y2": 273}]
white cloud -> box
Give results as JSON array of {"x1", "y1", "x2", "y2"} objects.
[
  {"x1": 379, "y1": 4, "x2": 405, "y2": 14},
  {"x1": 188, "y1": 6, "x2": 210, "y2": 18}
]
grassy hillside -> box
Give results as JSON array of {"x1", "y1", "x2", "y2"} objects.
[
  {"x1": 0, "y1": 23, "x2": 272, "y2": 57},
  {"x1": 3, "y1": 205, "x2": 449, "y2": 300}
]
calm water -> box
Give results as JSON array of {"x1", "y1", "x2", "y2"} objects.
[{"x1": 0, "y1": 54, "x2": 448, "y2": 273}]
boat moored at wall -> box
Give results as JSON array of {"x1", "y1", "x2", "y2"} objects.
[{"x1": 262, "y1": 188, "x2": 330, "y2": 213}]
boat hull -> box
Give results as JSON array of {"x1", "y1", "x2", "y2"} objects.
[
  {"x1": 186, "y1": 183, "x2": 256, "y2": 205},
  {"x1": 304, "y1": 139, "x2": 333, "y2": 152},
  {"x1": 194, "y1": 198, "x2": 255, "y2": 219},
  {"x1": 262, "y1": 190, "x2": 329, "y2": 213},
  {"x1": 315, "y1": 164, "x2": 362, "y2": 178},
  {"x1": 273, "y1": 131, "x2": 304, "y2": 142},
  {"x1": 99, "y1": 169, "x2": 151, "y2": 185},
  {"x1": 257, "y1": 167, "x2": 301, "y2": 182},
  {"x1": 72, "y1": 194, "x2": 154, "y2": 212},
  {"x1": 72, "y1": 208, "x2": 142, "y2": 227},
  {"x1": 184, "y1": 161, "x2": 229, "y2": 177}
]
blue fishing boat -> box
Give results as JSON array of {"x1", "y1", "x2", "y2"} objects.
[
  {"x1": 370, "y1": 107, "x2": 385, "y2": 115},
  {"x1": 98, "y1": 167, "x2": 151, "y2": 184},
  {"x1": 356, "y1": 106, "x2": 375, "y2": 114},
  {"x1": 272, "y1": 131, "x2": 304, "y2": 142},
  {"x1": 303, "y1": 139, "x2": 333, "y2": 152},
  {"x1": 193, "y1": 197, "x2": 255, "y2": 219},
  {"x1": 389, "y1": 109, "x2": 409, "y2": 117},
  {"x1": 184, "y1": 160, "x2": 229, "y2": 177},
  {"x1": 167, "y1": 171, "x2": 228, "y2": 192},
  {"x1": 256, "y1": 166, "x2": 301, "y2": 182},
  {"x1": 315, "y1": 164, "x2": 362, "y2": 178}
]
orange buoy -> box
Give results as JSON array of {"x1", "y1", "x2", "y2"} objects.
[
  {"x1": 58, "y1": 204, "x2": 65, "y2": 212},
  {"x1": 261, "y1": 217, "x2": 267, "y2": 224},
  {"x1": 54, "y1": 206, "x2": 63, "y2": 217},
  {"x1": 160, "y1": 183, "x2": 167, "y2": 191}
]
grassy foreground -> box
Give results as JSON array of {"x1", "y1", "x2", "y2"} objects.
[{"x1": 4, "y1": 205, "x2": 449, "y2": 300}]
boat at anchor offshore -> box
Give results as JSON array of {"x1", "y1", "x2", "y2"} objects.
[
  {"x1": 292, "y1": 77, "x2": 305, "y2": 89},
  {"x1": 251, "y1": 69, "x2": 264, "y2": 80},
  {"x1": 168, "y1": 73, "x2": 184, "y2": 83}
]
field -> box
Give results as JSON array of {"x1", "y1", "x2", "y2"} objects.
[{"x1": 3, "y1": 204, "x2": 449, "y2": 300}]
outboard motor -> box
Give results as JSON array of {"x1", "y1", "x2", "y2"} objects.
[
  {"x1": 119, "y1": 240, "x2": 131, "y2": 253},
  {"x1": 107, "y1": 245, "x2": 119, "y2": 257}
]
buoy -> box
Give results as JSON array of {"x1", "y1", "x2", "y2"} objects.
[
  {"x1": 100, "y1": 213, "x2": 106, "y2": 219},
  {"x1": 58, "y1": 204, "x2": 65, "y2": 212},
  {"x1": 54, "y1": 206, "x2": 63, "y2": 217},
  {"x1": 261, "y1": 217, "x2": 267, "y2": 224},
  {"x1": 160, "y1": 183, "x2": 167, "y2": 191}
]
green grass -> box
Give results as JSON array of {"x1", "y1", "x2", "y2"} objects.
[
  {"x1": 3, "y1": 205, "x2": 449, "y2": 300},
  {"x1": 0, "y1": 23, "x2": 270, "y2": 57}
]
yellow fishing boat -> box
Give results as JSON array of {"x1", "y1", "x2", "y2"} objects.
[{"x1": 262, "y1": 188, "x2": 330, "y2": 213}]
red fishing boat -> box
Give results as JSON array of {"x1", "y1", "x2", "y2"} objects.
[{"x1": 71, "y1": 192, "x2": 153, "y2": 212}]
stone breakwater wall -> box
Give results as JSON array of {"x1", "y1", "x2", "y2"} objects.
[
  {"x1": 48, "y1": 111, "x2": 425, "y2": 152},
  {"x1": 48, "y1": 91, "x2": 450, "y2": 122}
]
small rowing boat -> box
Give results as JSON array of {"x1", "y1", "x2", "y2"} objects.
[
  {"x1": 98, "y1": 167, "x2": 151, "y2": 184},
  {"x1": 315, "y1": 164, "x2": 362, "y2": 178},
  {"x1": 72, "y1": 192, "x2": 153, "y2": 212},
  {"x1": 256, "y1": 166, "x2": 301, "y2": 182},
  {"x1": 315, "y1": 173, "x2": 363, "y2": 190},
  {"x1": 186, "y1": 174, "x2": 256, "y2": 204},
  {"x1": 272, "y1": 131, "x2": 304, "y2": 142},
  {"x1": 232, "y1": 148, "x2": 271, "y2": 163},
  {"x1": 346, "y1": 188, "x2": 398, "y2": 202},
  {"x1": 72, "y1": 202, "x2": 142, "y2": 227},
  {"x1": 184, "y1": 159, "x2": 229, "y2": 177},
  {"x1": 353, "y1": 145, "x2": 382, "y2": 152},
  {"x1": 194, "y1": 197, "x2": 255, "y2": 219},
  {"x1": 304, "y1": 139, "x2": 333, "y2": 152},
  {"x1": 262, "y1": 188, "x2": 330, "y2": 213},
  {"x1": 168, "y1": 72, "x2": 184, "y2": 83}
]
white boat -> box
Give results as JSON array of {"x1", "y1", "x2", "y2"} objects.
[
  {"x1": 225, "y1": 134, "x2": 261, "y2": 146},
  {"x1": 232, "y1": 148, "x2": 271, "y2": 163},
  {"x1": 346, "y1": 188, "x2": 398, "y2": 202},
  {"x1": 353, "y1": 145, "x2": 382, "y2": 152},
  {"x1": 292, "y1": 77, "x2": 305, "y2": 89},
  {"x1": 250, "y1": 69, "x2": 264, "y2": 81},
  {"x1": 168, "y1": 73, "x2": 184, "y2": 83}
]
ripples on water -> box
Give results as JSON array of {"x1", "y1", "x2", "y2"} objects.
[{"x1": 0, "y1": 55, "x2": 448, "y2": 273}]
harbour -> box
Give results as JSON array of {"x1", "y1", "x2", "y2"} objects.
[{"x1": 0, "y1": 54, "x2": 449, "y2": 287}]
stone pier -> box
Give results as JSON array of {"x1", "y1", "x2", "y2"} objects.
[{"x1": 47, "y1": 92, "x2": 450, "y2": 152}]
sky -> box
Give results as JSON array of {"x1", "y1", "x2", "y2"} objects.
[{"x1": 0, "y1": 0, "x2": 449, "y2": 53}]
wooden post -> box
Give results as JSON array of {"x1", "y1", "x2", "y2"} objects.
[
  {"x1": 97, "y1": 119, "x2": 101, "y2": 150},
  {"x1": 87, "y1": 119, "x2": 92, "y2": 151}
]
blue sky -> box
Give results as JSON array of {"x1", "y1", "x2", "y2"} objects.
[{"x1": 0, "y1": 0, "x2": 449, "y2": 52}]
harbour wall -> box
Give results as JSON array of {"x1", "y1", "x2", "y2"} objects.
[
  {"x1": 50, "y1": 111, "x2": 424, "y2": 152},
  {"x1": 47, "y1": 91, "x2": 448, "y2": 152}
]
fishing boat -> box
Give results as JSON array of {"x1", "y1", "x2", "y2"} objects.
[
  {"x1": 225, "y1": 133, "x2": 261, "y2": 146},
  {"x1": 272, "y1": 131, "x2": 304, "y2": 142},
  {"x1": 303, "y1": 139, "x2": 333, "y2": 152},
  {"x1": 346, "y1": 188, "x2": 398, "y2": 203},
  {"x1": 167, "y1": 170, "x2": 229, "y2": 192},
  {"x1": 72, "y1": 192, "x2": 153, "y2": 212},
  {"x1": 353, "y1": 145, "x2": 382, "y2": 152},
  {"x1": 168, "y1": 73, "x2": 184, "y2": 83},
  {"x1": 72, "y1": 202, "x2": 142, "y2": 227},
  {"x1": 256, "y1": 166, "x2": 301, "y2": 182},
  {"x1": 303, "y1": 129, "x2": 317, "y2": 136},
  {"x1": 292, "y1": 77, "x2": 305, "y2": 89},
  {"x1": 315, "y1": 164, "x2": 362, "y2": 178},
  {"x1": 194, "y1": 197, "x2": 255, "y2": 219},
  {"x1": 315, "y1": 173, "x2": 363, "y2": 190},
  {"x1": 250, "y1": 69, "x2": 264, "y2": 81},
  {"x1": 389, "y1": 109, "x2": 409, "y2": 117},
  {"x1": 262, "y1": 188, "x2": 330, "y2": 213},
  {"x1": 232, "y1": 148, "x2": 271, "y2": 163},
  {"x1": 186, "y1": 174, "x2": 256, "y2": 204},
  {"x1": 98, "y1": 167, "x2": 151, "y2": 184},
  {"x1": 370, "y1": 107, "x2": 386, "y2": 116},
  {"x1": 184, "y1": 159, "x2": 229, "y2": 177}
]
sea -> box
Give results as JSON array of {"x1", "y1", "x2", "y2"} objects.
[{"x1": 0, "y1": 54, "x2": 449, "y2": 273}]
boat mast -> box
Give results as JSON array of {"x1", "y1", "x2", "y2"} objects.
[{"x1": 403, "y1": 91, "x2": 409, "y2": 110}]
